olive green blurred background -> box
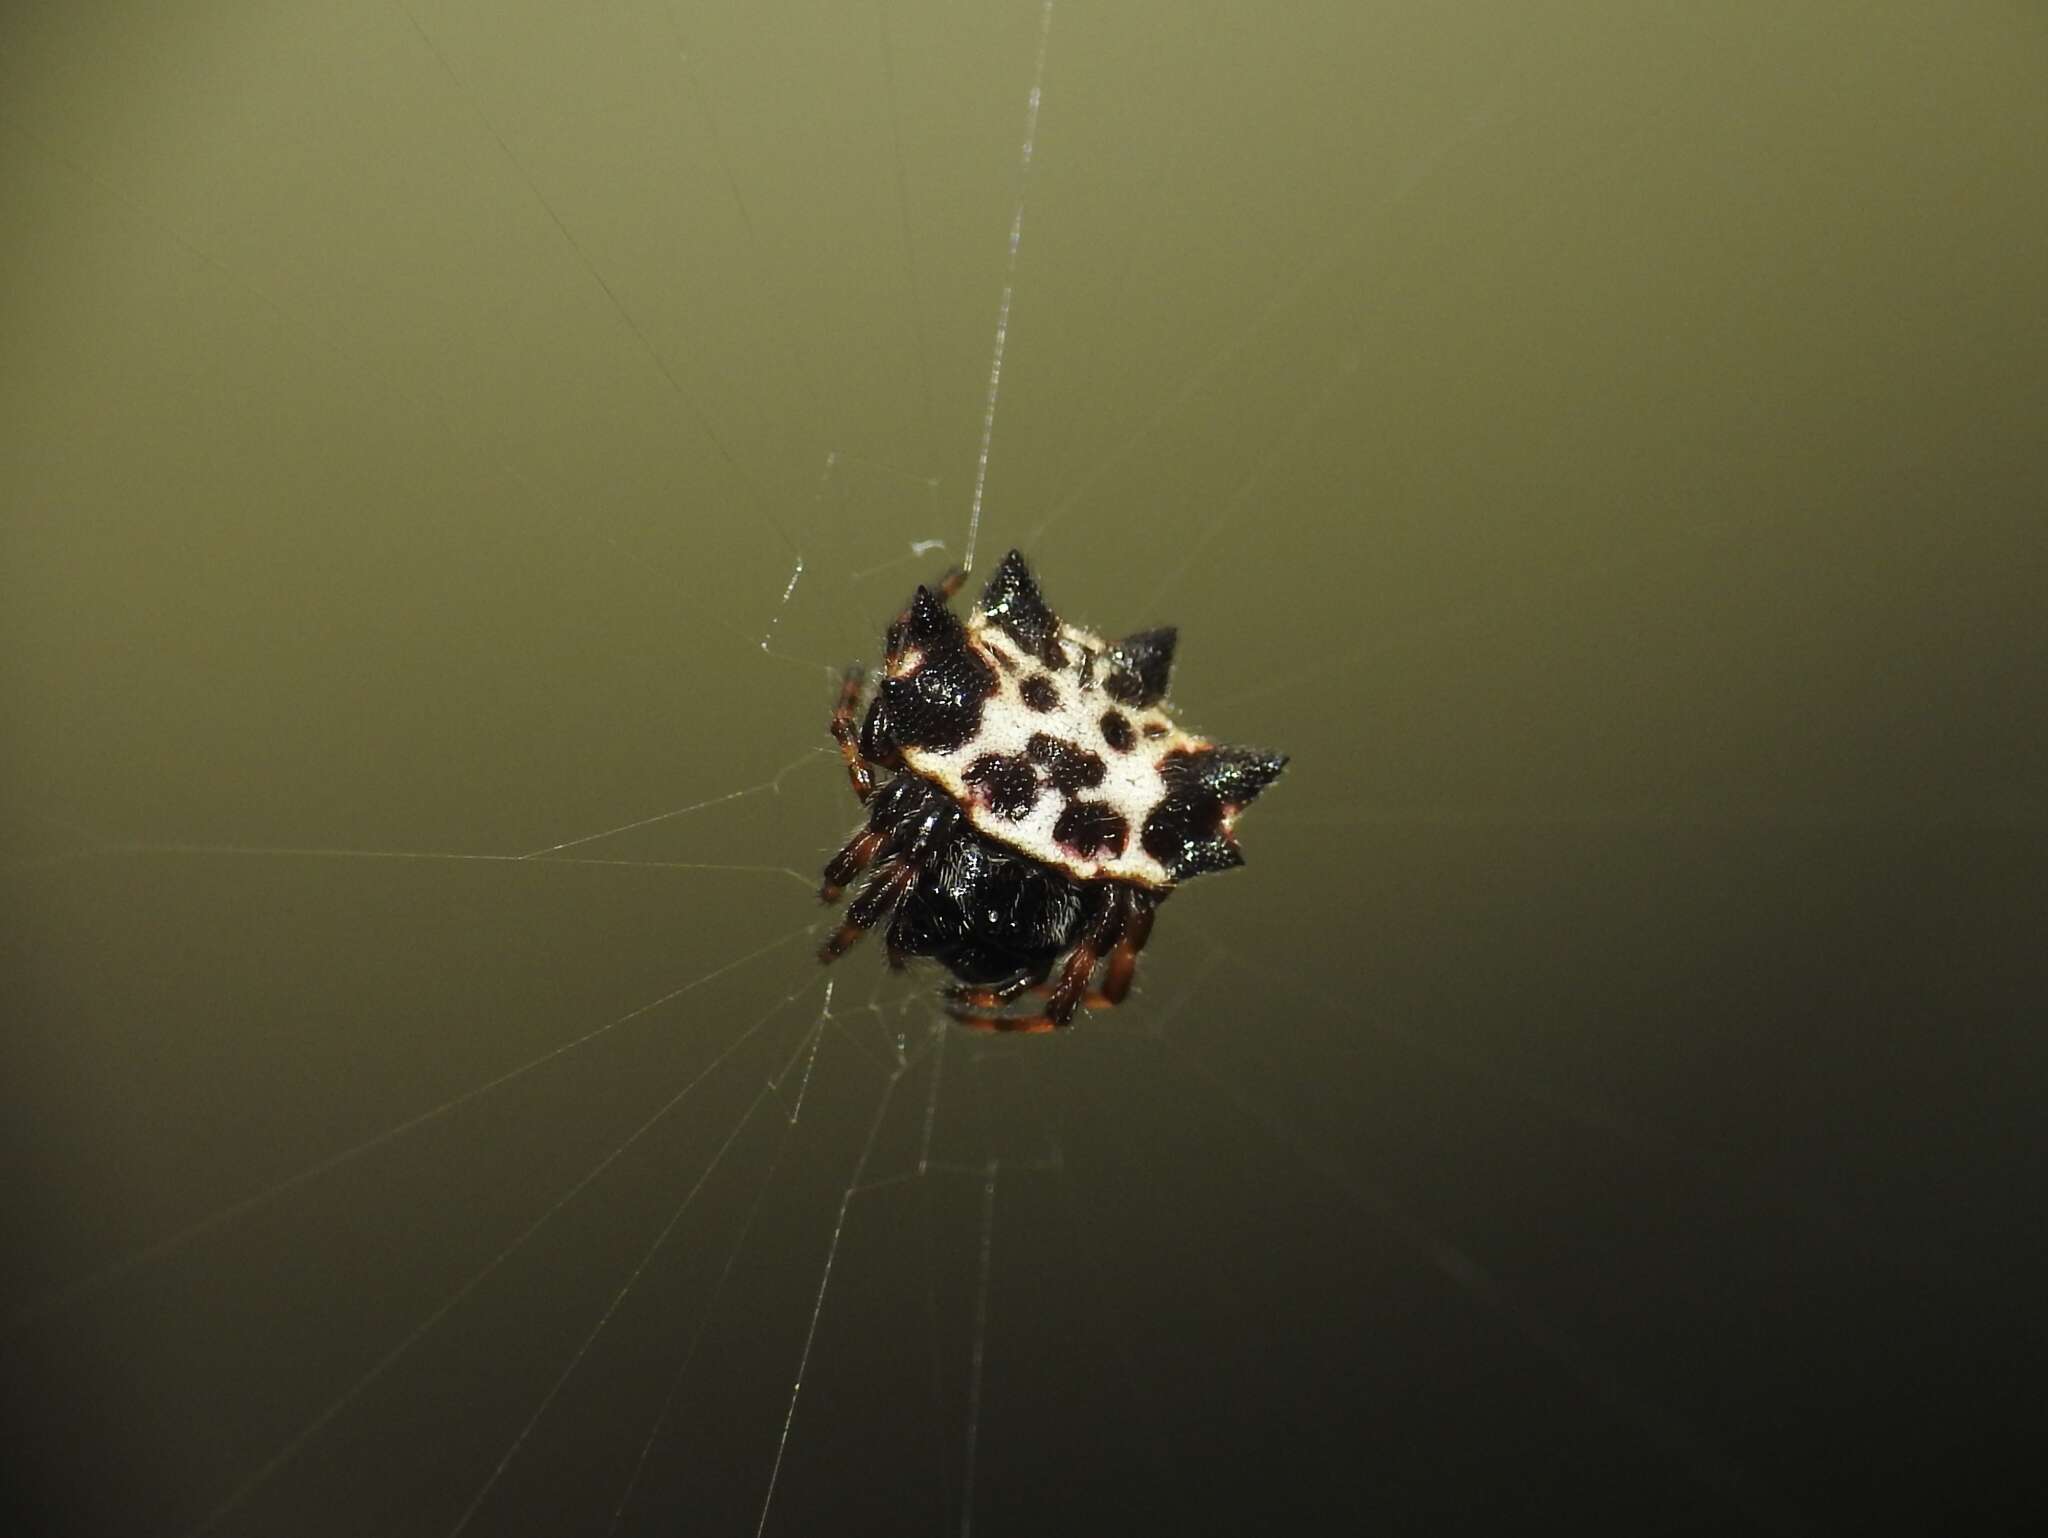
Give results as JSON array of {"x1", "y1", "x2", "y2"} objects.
[{"x1": 4, "y1": 3, "x2": 2044, "y2": 1533}]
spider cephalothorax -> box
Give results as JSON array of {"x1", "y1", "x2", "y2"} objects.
[{"x1": 819, "y1": 549, "x2": 1285, "y2": 1031}]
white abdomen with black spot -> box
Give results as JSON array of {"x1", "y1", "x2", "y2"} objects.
[{"x1": 898, "y1": 614, "x2": 1204, "y2": 890}]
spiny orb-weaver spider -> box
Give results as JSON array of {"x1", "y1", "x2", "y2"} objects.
[{"x1": 820, "y1": 550, "x2": 1285, "y2": 1032}]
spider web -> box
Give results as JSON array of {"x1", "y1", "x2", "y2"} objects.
[{"x1": 5, "y1": 3, "x2": 2047, "y2": 1535}]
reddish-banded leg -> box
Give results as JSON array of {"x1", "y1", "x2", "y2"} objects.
[
  {"x1": 952, "y1": 1011, "x2": 1062, "y2": 1035},
  {"x1": 831, "y1": 665, "x2": 877, "y2": 802},
  {"x1": 1098, "y1": 891, "x2": 1156, "y2": 1005},
  {"x1": 821, "y1": 827, "x2": 886, "y2": 902},
  {"x1": 944, "y1": 970, "x2": 1043, "y2": 1014},
  {"x1": 819, "y1": 859, "x2": 914, "y2": 963}
]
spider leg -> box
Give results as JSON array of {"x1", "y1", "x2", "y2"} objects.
[
  {"x1": 820, "y1": 826, "x2": 886, "y2": 902},
  {"x1": 947, "y1": 979, "x2": 1064, "y2": 1033},
  {"x1": 932, "y1": 565, "x2": 966, "y2": 602},
  {"x1": 948, "y1": 1009, "x2": 1062, "y2": 1035},
  {"x1": 819, "y1": 858, "x2": 916, "y2": 963},
  {"x1": 1042, "y1": 887, "x2": 1129, "y2": 1025},
  {"x1": 820, "y1": 787, "x2": 959, "y2": 963},
  {"x1": 1097, "y1": 889, "x2": 1157, "y2": 1005},
  {"x1": 944, "y1": 968, "x2": 1046, "y2": 1013},
  {"x1": 830, "y1": 665, "x2": 879, "y2": 803},
  {"x1": 1002, "y1": 888, "x2": 1160, "y2": 1010}
]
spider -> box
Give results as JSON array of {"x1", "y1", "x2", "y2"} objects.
[{"x1": 819, "y1": 549, "x2": 1285, "y2": 1032}]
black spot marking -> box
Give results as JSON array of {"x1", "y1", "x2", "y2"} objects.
[
  {"x1": 1141, "y1": 720, "x2": 1168, "y2": 739},
  {"x1": 1019, "y1": 674, "x2": 1060, "y2": 712},
  {"x1": 878, "y1": 641, "x2": 998, "y2": 754},
  {"x1": 1054, "y1": 800, "x2": 1129, "y2": 859},
  {"x1": 985, "y1": 642, "x2": 1018, "y2": 673},
  {"x1": 976, "y1": 549, "x2": 1063, "y2": 665},
  {"x1": 1099, "y1": 710, "x2": 1135, "y2": 752},
  {"x1": 1025, "y1": 732, "x2": 1106, "y2": 794},
  {"x1": 1139, "y1": 780, "x2": 1235, "y2": 880},
  {"x1": 963, "y1": 753, "x2": 1040, "y2": 819}
]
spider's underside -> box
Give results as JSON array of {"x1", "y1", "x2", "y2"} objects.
[{"x1": 820, "y1": 550, "x2": 1284, "y2": 1032}]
